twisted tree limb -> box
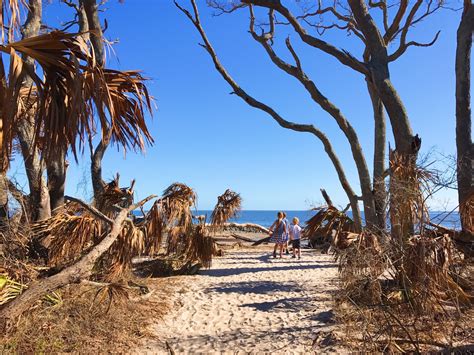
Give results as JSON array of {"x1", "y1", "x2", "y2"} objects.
[{"x1": 0, "y1": 194, "x2": 157, "y2": 332}]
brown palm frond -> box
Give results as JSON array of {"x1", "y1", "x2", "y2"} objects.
[
  {"x1": 94, "y1": 175, "x2": 134, "y2": 215},
  {"x1": 101, "y1": 221, "x2": 145, "y2": 281},
  {"x1": 210, "y1": 189, "x2": 241, "y2": 233},
  {"x1": 404, "y1": 234, "x2": 472, "y2": 313},
  {"x1": 161, "y1": 182, "x2": 196, "y2": 229},
  {"x1": 0, "y1": 31, "x2": 90, "y2": 166},
  {"x1": 304, "y1": 206, "x2": 355, "y2": 245},
  {"x1": 82, "y1": 68, "x2": 154, "y2": 153},
  {"x1": 32, "y1": 211, "x2": 104, "y2": 266},
  {"x1": 0, "y1": 0, "x2": 24, "y2": 43},
  {"x1": 185, "y1": 224, "x2": 216, "y2": 269},
  {"x1": 140, "y1": 201, "x2": 165, "y2": 256},
  {"x1": 90, "y1": 282, "x2": 129, "y2": 314}
]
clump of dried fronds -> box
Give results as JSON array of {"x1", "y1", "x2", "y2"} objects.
[
  {"x1": 90, "y1": 282, "x2": 130, "y2": 314},
  {"x1": 335, "y1": 231, "x2": 387, "y2": 305},
  {"x1": 210, "y1": 189, "x2": 241, "y2": 233},
  {"x1": 32, "y1": 211, "x2": 103, "y2": 267},
  {"x1": 140, "y1": 201, "x2": 165, "y2": 256},
  {"x1": 101, "y1": 222, "x2": 145, "y2": 281},
  {"x1": 304, "y1": 206, "x2": 355, "y2": 246},
  {"x1": 403, "y1": 234, "x2": 472, "y2": 313},
  {"x1": 161, "y1": 183, "x2": 196, "y2": 228},
  {"x1": 185, "y1": 223, "x2": 216, "y2": 269},
  {"x1": 94, "y1": 175, "x2": 135, "y2": 215}
]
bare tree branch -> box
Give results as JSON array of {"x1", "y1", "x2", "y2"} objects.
[
  {"x1": 176, "y1": 0, "x2": 363, "y2": 231},
  {"x1": 242, "y1": 0, "x2": 368, "y2": 75}
]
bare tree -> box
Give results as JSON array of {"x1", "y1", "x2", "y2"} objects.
[
  {"x1": 456, "y1": 0, "x2": 474, "y2": 239},
  {"x1": 178, "y1": 0, "x2": 443, "y2": 232}
]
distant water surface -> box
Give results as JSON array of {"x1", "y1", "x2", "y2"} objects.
[{"x1": 193, "y1": 210, "x2": 460, "y2": 229}]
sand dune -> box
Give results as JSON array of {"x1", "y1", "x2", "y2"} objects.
[{"x1": 139, "y1": 247, "x2": 342, "y2": 354}]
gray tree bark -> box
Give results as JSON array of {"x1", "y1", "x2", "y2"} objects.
[
  {"x1": 80, "y1": 0, "x2": 110, "y2": 203},
  {"x1": 456, "y1": 1, "x2": 474, "y2": 238},
  {"x1": 367, "y1": 79, "x2": 387, "y2": 229},
  {"x1": 17, "y1": 0, "x2": 51, "y2": 221}
]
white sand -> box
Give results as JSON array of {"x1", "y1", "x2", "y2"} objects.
[{"x1": 140, "y1": 247, "x2": 341, "y2": 354}]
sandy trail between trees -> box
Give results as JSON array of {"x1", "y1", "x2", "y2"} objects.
[{"x1": 139, "y1": 247, "x2": 340, "y2": 354}]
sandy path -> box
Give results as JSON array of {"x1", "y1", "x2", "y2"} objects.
[{"x1": 140, "y1": 248, "x2": 340, "y2": 354}]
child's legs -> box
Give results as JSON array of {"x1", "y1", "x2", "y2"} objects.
[{"x1": 279, "y1": 243, "x2": 283, "y2": 256}]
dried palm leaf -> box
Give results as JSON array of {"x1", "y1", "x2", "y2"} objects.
[
  {"x1": 404, "y1": 234, "x2": 472, "y2": 313},
  {"x1": 161, "y1": 182, "x2": 196, "y2": 229},
  {"x1": 101, "y1": 221, "x2": 145, "y2": 281},
  {"x1": 140, "y1": 201, "x2": 165, "y2": 255},
  {"x1": 304, "y1": 206, "x2": 355, "y2": 246},
  {"x1": 32, "y1": 211, "x2": 104, "y2": 266},
  {"x1": 210, "y1": 189, "x2": 241, "y2": 233},
  {"x1": 90, "y1": 282, "x2": 129, "y2": 314},
  {"x1": 185, "y1": 224, "x2": 216, "y2": 269}
]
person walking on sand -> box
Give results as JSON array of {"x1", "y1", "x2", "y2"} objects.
[
  {"x1": 289, "y1": 217, "x2": 302, "y2": 259},
  {"x1": 269, "y1": 211, "x2": 288, "y2": 258},
  {"x1": 282, "y1": 212, "x2": 290, "y2": 255}
]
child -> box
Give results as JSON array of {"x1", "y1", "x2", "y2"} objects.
[
  {"x1": 282, "y1": 212, "x2": 290, "y2": 255},
  {"x1": 289, "y1": 217, "x2": 302, "y2": 259},
  {"x1": 269, "y1": 211, "x2": 287, "y2": 258}
]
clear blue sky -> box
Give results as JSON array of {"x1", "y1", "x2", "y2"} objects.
[{"x1": 9, "y1": 1, "x2": 467, "y2": 210}]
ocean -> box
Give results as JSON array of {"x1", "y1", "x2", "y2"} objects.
[{"x1": 193, "y1": 210, "x2": 461, "y2": 229}]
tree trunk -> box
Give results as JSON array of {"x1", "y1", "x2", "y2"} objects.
[
  {"x1": 17, "y1": 0, "x2": 50, "y2": 221},
  {"x1": 367, "y1": 79, "x2": 387, "y2": 229},
  {"x1": 46, "y1": 147, "x2": 67, "y2": 214},
  {"x1": 17, "y1": 119, "x2": 50, "y2": 220},
  {"x1": 348, "y1": 0, "x2": 419, "y2": 239},
  {"x1": 456, "y1": 1, "x2": 474, "y2": 238},
  {"x1": 91, "y1": 134, "x2": 109, "y2": 201},
  {"x1": 80, "y1": 0, "x2": 111, "y2": 203}
]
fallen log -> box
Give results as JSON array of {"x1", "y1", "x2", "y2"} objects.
[
  {"x1": 230, "y1": 233, "x2": 258, "y2": 243},
  {"x1": 252, "y1": 236, "x2": 271, "y2": 246}
]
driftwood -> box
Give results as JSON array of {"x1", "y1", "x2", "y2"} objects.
[
  {"x1": 252, "y1": 236, "x2": 272, "y2": 246},
  {"x1": 230, "y1": 233, "x2": 258, "y2": 243},
  {"x1": 0, "y1": 194, "x2": 157, "y2": 332}
]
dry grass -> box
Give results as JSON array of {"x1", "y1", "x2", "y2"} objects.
[{"x1": 0, "y1": 278, "x2": 174, "y2": 353}]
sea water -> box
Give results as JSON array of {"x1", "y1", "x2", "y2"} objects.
[{"x1": 193, "y1": 210, "x2": 461, "y2": 229}]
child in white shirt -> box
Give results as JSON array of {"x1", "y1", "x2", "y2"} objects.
[{"x1": 289, "y1": 217, "x2": 302, "y2": 259}]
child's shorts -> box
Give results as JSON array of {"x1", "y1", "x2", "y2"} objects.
[{"x1": 292, "y1": 239, "x2": 301, "y2": 249}]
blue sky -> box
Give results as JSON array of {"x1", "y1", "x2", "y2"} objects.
[{"x1": 9, "y1": 1, "x2": 467, "y2": 210}]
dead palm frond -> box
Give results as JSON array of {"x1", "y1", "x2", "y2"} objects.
[
  {"x1": 32, "y1": 210, "x2": 104, "y2": 266},
  {"x1": 140, "y1": 201, "x2": 165, "y2": 256},
  {"x1": 185, "y1": 224, "x2": 216, "y2": 269},
  {"x1": 161, "y1": 182, "x2": 196, "y2": 229},
  {"x1": 94, "y1": 175, "x2": 135, "y2": 215},
  {"x1": 90, "y1": 282, "x2": 129, "y2": 314},
  {"x1": 404, "y1": 234, "x2": 472, "y2": 313},
  {"x1": 0, "y1": 31, "x2": 90, "y2": 169},
  {"x1": 82, "y1": 68, "x2": 154, "y2": 153},
  {"x1": 101, "y1": 221, "x2": 145, "y2": 281},
  {"x1": 304, "y1": 206, "x2": 355, "y2": 245},
  {"x1": 210, "y1": 189, "x2": 241, "y2": 233}
]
